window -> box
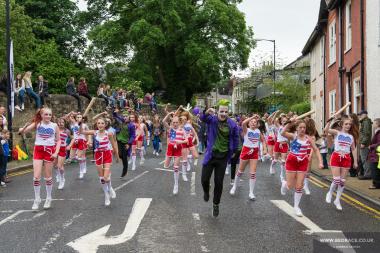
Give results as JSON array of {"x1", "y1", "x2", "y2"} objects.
[
  {"x1": 353, "y1": 78, "x2": 361, "y2": 113},
  {"x1": 320, "y1": 37, "x2": 325, "y2": 74},
  {"x1": 345, "y1": 0, "x2": 352, "y2": 51},
  {"x1": 345, "y1": 83, "x2": 350, "y2": 114},
  {"x1": 329, "y1": 90, "x2": 336, "y2": 116},
  {"x1": 329, "y1": 21, "x2": 337, "y2": 65}
]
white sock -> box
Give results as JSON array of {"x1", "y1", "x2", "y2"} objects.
[
  {"x1": 194, "y1": 158, "x2": 198, "y2": 166},
  {"x1": 249, "y1": 173, "x2": 256, "y2": 194},
  {"x1": 294, "y1": 189, "x2": 303, "y2": 209},
  {"x1": 233, "y1": 171, "x2": 243, "y2": 188},
  {"x1": 270, "y1": 159, "x2": 276, "y2": 170},
  {"x1": 45, "y1": 177, "x2": 53, "y2": 199},
  {"x1": 140, "y1": 149, "x2": 144, "y2": 160},
  {"x1": 304, "y1": 177, "x2": 309, "y2": 189},
  {"x1": 174, "y1": 166, "x2": 179, "y2": 186},
  {"x1": 280, "y1": 162, "x2": 285, "y2": 179},
  {"x1": 100, "y1": 177, "x2": 109, "y2": 193},
  {"x1": 33, "y1": 179, "x2": 41, "y2": 200},
  {"x1": 60, "y1": 170, "x2": 65, "y2": 181},
  {"x1": 187, "y1": 155, "x2": 193, "y2": 164},
  {"x1": 132, "y1": 155, "x2": 136, "y2": 166},
  {"x1": 182, "y1": 161, "x2": 187, "y2": 174},
  {"x1": 335, "y1": 180, "x2": 345, "y2": 201},
  {"x1": 329, "y1": 177, "x2": 341, "y2": 194}
]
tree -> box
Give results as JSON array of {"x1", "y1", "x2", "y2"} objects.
[
  {"x1": 85, "y1": 0, "x2": 254, "y2": 104},
  {"x1": 0, "y1": 0, "x2": 36, "y2": 72},
  {"x1": 17, "y1": 0, "x2": 86, "y2": 58}
]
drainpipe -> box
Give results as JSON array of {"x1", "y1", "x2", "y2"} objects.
[
  {"x1": 323, "y1": 34, "x2": 327, "y2": 126},
  {"x1": 338, "y1": 5, "x2": 344, "y2": 108},
  {"x1": 360, "y1": 0, "x2": 365, "y2": 110}
]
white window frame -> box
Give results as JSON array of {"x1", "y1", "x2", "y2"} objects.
[
  {"x1": 329, "y1": 21, "x2": 337, "y2": 65},
  {"x1": 345, "y1": 83, "x2": 350, "y2": 114},
  {"x1": 320, "y1": 37, "x2": 325, "y2": 74},
  {"x1": 353, "y1": 77, "x2": 361, "y2": 113},
  {"x1": 329, "y1": 90, "x2": 336, "y2": 116},
  {"x1": 345, "y1": 0, "x2": 352, "y2": 52}
]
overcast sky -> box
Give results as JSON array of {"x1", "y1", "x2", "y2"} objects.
[{"x1": 78, "y1": 0, "x2": 320, "y2": 73}]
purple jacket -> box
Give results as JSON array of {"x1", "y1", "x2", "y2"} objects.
[
  {"x1": 368, "y1": 129, "x2": 380, "y2": 163},
  {"x1": 201, "y1": 113, "x2": 239, "y2": 165}
]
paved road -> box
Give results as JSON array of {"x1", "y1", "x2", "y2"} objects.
[{"x1": 1, "y1": 153, "x2": 380, "y2": 253}]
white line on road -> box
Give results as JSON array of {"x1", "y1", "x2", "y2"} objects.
[
  {"x1": 0, "y1": 198, "x2": 83, "y2": 202},
  {"x1": 38, "y1": 213, "x2": 83, "y2": 253},
  {"x1": 0, "y1": 210, "x2": 13, "y2": 213},
  {"x1": 191, "y1": 172, "x2": 196, "y2": 196},
  {"x1": 0, "y1": 210, "x2": 34, "y2": 226},
  {"x1": 114, "y1": 171, "x2": 149, "y2": 192},
  {"x1": 192, "y1": 213, "x2": 209, "y2": 252},
  {"x1": 154, "y1": 168, "x2": 185, "y2": 174},
  {"x1": 271, "y1": 200, "x2": 355, "y2": 253},
  {"x1": 12, "y1": 211, "x2": 47, "y2": 223}
]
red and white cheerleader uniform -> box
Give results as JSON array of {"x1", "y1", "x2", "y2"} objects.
[
  {"x1": 166, "y1": 128, "x2": 185, "y2": 158},
  {"x1": 58, "y1": 130, "x2": 69, "y2": 158},
  {"x1": 274, "y1": 126, "x2": 289, "y2": 153},
  {"x1": 94, "y1": 130, "x2": 113, "y2": 166},
  {"x1": 266, "y1": 125, "x2": 276, "y2": 146},
  {"x1": 71, "y1": 123, "x2": 88, "y2": 151}
]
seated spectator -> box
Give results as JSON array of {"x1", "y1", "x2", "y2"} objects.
[
  {"x1": 78, "y1": 77, "x2": 92, "y2": 101},
  {"x1": 66, "y1": 77, "x2": 82, "y2": 112},
  {"x1": 0, "y1": 106, "x2": 7, "y2": 130},
  {"x1": 14, "y1": 73, "x2": 26, "y2": 111},
  {"x1": 369, "y1": 118, "x2": 380, "y2": 189},
  {"x1": 36, "y1": 75, "x2": 49, "y2": 106},
  {"x1": 105, "y1": 84, "x2": 116, "y2": 108},
  {"x1": 97, "y1": 83, "x2": 109, "y2": 106},
  {"x1": 23, "y1": 71, "x2": 41, "y2": 109}
]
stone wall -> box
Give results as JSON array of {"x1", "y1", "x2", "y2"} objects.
[{"x1": 0, "y1": 92, "x2": 175, "y2": 153}]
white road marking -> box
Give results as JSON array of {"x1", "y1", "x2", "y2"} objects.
[
  {"x1": 191, "y1": 172, "x2": 196, "y2": 196},
  {"x1": 154, "y1": 168, "x2": 184, "y2": 174},
  {"x1": 38, "y1": 213, "x2": 82, "y2": 253},
  {"x1": 114, "y1": 171, "x2": 149, "y2": 191},
  {"x1": 271, "y1": 200, "x2": 355, "y2": 253},
  {"x1": 0, "y1": 210, "x2": 34, "y2": 226},
  {"x1": 0, "y1": 210, "x2": 13, "y2": 213},
  {"x1": 67, "y1": 198, "x2": 152, "y2": 253},
  {"x1": 11, "y1": 211, "x2": 47, "y2": 223},
  {"x1": 0, "y1": 198, "x2": 83, "y2": 202},
  {"x1": 192, "y1": 213, "x2": 209, "y2": 252}
]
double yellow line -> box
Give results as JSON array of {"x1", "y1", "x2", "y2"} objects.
[
  {"x1": 8, "y1": 168, "x2": 33, "y2": 178},
  {"x1": 309, "y1": 176, "x2": 380, "y2": 220}
]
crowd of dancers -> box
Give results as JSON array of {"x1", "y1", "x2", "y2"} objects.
[{"x1": 18, "y1": 100, "x2": 357, "y2": 218}]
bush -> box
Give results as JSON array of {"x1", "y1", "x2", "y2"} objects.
[{"x1": 290, "y1": 101, "x2": 310, "y2": 114}]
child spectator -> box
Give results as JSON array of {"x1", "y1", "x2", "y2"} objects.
[
  {"x1": 319, "y1": 134, "x2": 329, "y2": 169},
  {"x1": 0, "y1": 130, "x2": 10, "y2": 186}
]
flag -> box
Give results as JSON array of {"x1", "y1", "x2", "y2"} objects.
[{"x1": 9, "y1": 40, "x2": 15, "y2": 118}]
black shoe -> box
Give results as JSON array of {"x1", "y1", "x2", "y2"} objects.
[
  {"x1": 358, "y1": 176, "x2": 371, "y2": 180},
  {"x1": 212, "y1": 204, "x2": 219, "y2": 217},
  {"x1": 203, "y1": 192, "x2": 209, "y2": 202}
]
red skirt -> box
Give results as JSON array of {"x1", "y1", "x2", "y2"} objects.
[
  {"x1": 58, "y1": 146, "x2": 67, "y2": 158},
  {"x1": 166, "y1": 143, "x2": 182, "y2": 157},
  {"x1": 72, "y1": 139, "x2": 87, "y2": 151},
  {"x1": 34, "y1": 145, "x2": 56, "y2": 162},
  {"x1": 330, "y1": 152, "x2": 351, "y2": 169},
  {"x1": 274, "y1": 142, "x2": 289, "y2": 153},
  {"x1": 94, "y1": 150, "x2": 113, "y2": 166},
  {"x1": 285, "y1": 153, "x2": 309, "y2": 172},
  {"x1": 240, "y1": 146, "x2": 259, "y2": 160}
]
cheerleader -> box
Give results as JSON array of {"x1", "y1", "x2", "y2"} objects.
[
  {"x1": 19, "y1": 108, "x2": 61, "y2": 210},
  {"x1": 180, "y1": 111, "x2": 200, "y2": 178},
  {"x1": 324, "y1": 115, "x2": 358, "y2": 211},
  {"x1": 163, "y1": 112, "x2": 187, "y2": 195},
  {"x1": 266, "y1": 111, "x2": 279, "y2": 172},
  {"x1": 272, "y1": 114, "x2": 289, "y2": 182},
  {"x1": 66, "y1": 112, "x2": 89, "y2": 179},
  {"x1": 56, "y1": 118, "x2": 70, "y2": 190},
  {"x1": 80, "y1": 118, "x2": 119, "y2": 206},
  {"x1": 280, "y1": 118, "x2": 323, "y2": 216},
  {"x1": 139, "y1": 115, "x2": 149, "y2": 160},
  {"x1": 303, "y1": 118, "x2": 319, "y2": 195},
  {"x1": 129, "y1": 113, "x2": 140, "y2": 171},
  {"x1": 230, "y1": 115, "x2": 267, "y2": 200}
]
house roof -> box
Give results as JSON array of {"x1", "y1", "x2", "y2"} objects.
[
  {"x1": 284, "y1": 54, "x2": 310, "y2": 70},
  {"x1": 302, "y1": 0, "x2": 328, "y2": 55}
]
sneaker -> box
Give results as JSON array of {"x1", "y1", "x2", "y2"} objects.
[
  {"x1": 249, "y1": 192, "x2": 256, "y2": 200},
  {"x1": 182, "y1": 173, "x2": 188, "y2": 182},
  {"x1": 43, "y1": 198, "x2": 52, "y2": 209},
  {"x1": 269, "y1": 167, "x2": 275, "y2": 175},
  {"x1": 153, "y1": 151, "x2": 156, "y2": 156},
  {"x1": 15, "y1": 105, "x2": 21, "y2": 111},
  {"x1": 230, "y1": 179, "x2": 234, "y2": 186},
  {"x1": 21, "y1": 104, "x2": 25, "y2": 110},
  {"x1": 187, "y1": 163, "x2": 191, "y2": 172},
  {"x1": 1, "y1": 181, "x2": 6, "y2": 187},
  {"x1": 334, "y1": 199, "x2": 342, "y2": 211},
  {"x1": 79, "y1": 172, "x2": 84, "y2": 179},
  {"x1": 230, "y1": 186, "x2": 237, "y2": 196},
  {"x1": 304, "y1": 185, "x2": 311, "y2": 195},
  {"x1": 156, "y1": 153, "x2": 159, "y2": 157},
  {"x1": 294, "y1": 207, "x2": 303, "y2": 217},
  {"x1": 281, "y1": 181, "x2": 287, "y2": 196},
  {"x1": 58, "y1": 179, "x2": 65, "y2": 190},
  {"x1": 105, "y1": 192, "x2": 111, "y2": 206},
  {"x1": 128, "y1": 159, "x2": 132, "y2": 165},
  {"x1": 109, "y1": 187, "x2": 116, "y2": 199},
  {"x1": 132, "y1": 164, "x2": 136, "y2": 171},
  {"x1": 325, "y1": 191, "x2": 332, "y2": 204},
  {"x1": 56, "y1": 174, "x2": 60, "y2": 183},
  {"x1": 212, "y1": 204, "x2": 219, "y2": 218},
  {"x1": 173, "y1": 184, "x2": 178, "y2": 195},
  {"x1": 32, "y1": 198, "x2": 41, "y2": 211},
  {"x1": 203, "y1": 191, "x2": 209, "y2": 202}
]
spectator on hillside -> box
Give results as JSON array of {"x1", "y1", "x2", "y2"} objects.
[
  {"x1": 97, "y1": 83, "x2": 109, "y2": 106},
  {"x1": 368, "y1": 118, "x2": 380, "y2": 189},
  {"x1": 150, "y1": 92, "x2": 157, "y2": 112},
  {"x1": 78, "y1": 77, "x2": 92, "y2": 101},
  {"x1": 0, "y1": 106, "x2": 7, "y2": 131},
  {"x1": 358, "y1": 110, "x2": 373, "y2": 180},
  {"x1": 36, "y1": 75, "x2": 49, "y2": 106},
  {"x1": 66, "y1": 77, "x2": 82, "y2": 112},
  {"x1": 23, "y1": 71, "x2": 41, "y2": 109},
  {"x1": 14, "y1": 73, "x2": 26, "y2": 111},
  {"x1": 105, "y1": 84, "x2": 115, "y2": 108}
]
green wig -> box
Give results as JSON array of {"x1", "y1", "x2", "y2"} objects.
[{"x1": 217, "y1": 99, "x2": 230, "y2": 107}]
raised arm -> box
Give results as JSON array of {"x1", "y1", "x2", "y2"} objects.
[
  {"x1": 281, "y1": 120, "x2": 296, "y2": 141},
  {"x1": 200, "y1": 108, "x2": 215, "y2": 124},
  {"x1": 324, "y1": 117, "x2": 339, "y2": 136},
  {"x1": 162, "y1": 112, "x2": 174, "y2": 129},
  {"x1": 19, "y1": 122, "x2": 36, "y2": 134}
]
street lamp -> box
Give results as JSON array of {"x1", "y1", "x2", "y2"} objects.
[{"x1": 254, "y1": 38, "x2": 276, "y2": 111}]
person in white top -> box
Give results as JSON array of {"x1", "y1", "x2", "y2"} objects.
[
  {"x1": 324, "y1": 115, "x2": 358, "y2": 211},
  {"x1": 19, "y1": 108, "x2": 60, "y2": 211},
  {"x1": 14, "y1": 73, "x2": 26, "y2": 111},
  {"x1": 55, "y1": 118, "x2": 70, "y2": 190},
  {"x1": 230, "y1": 115, "x2": 267, "y2": 200},
  {"x1": 80, "y1": 118, "x2": 119, "y2": 206},
  {"x1": 265, "y1": 111, "x2": 280, "y2": 165},
  {"x1": 272, "y1": 114, "x2": 290, "y2": 182}
]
